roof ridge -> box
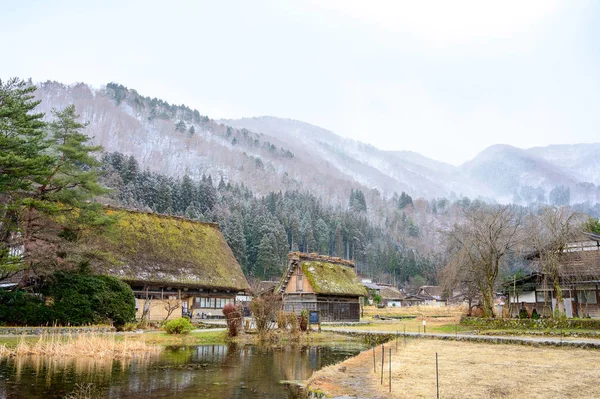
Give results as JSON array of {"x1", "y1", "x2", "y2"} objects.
[
  {"x1": 103, "y1": 204, "x2": 220, "y2": 228},
  {"x1": 287, "y1": 251, "x2": 355, "y2": 267}
]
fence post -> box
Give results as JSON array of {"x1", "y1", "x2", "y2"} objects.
[
  {"x1": 436, "y1": 352, "x2": 440, "y2": 399},
  {"x1": 381, "y1": 345, "x2": 385, "y2": 385},
  {"x1": 389, "y1": 348, "x2": 392, "y2": 392},
  {"x1": 373, "y1": 345, "x2": 376, "y2": 373}
]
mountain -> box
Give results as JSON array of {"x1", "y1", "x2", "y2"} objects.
[
  {"x1": 32, "y1": 81, "x2": 600, "y2": 206},
  {"x1": 526, "y1": 144, "x2": 600, "y2": 186},
  {"x1": 459, "y1": 144, "x2": 580, "y2": 203}
]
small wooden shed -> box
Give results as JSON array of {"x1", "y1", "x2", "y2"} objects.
[{"x1": 277, "y1": 252, "x2": 367, "y2": 322}]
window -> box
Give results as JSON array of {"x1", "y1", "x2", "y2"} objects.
[
  {"x1": 535, "y1": 291, "x2": 550, "y2": 303},
  {"x1": 297, "y1": 274, "x2": 304, "y2": 292},
  {"x1": 578, "y1": 291, "x2": 598, "y2": 305}
]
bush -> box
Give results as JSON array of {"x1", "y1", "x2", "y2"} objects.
[
  {"x1": 460, "y1": 316, "x2": 600, "y2": 330},
  {"x1": 531, "y1": 309, "x2": 540, "y2": 320},
  {"x1": 44, "y1": 272, "x2": 136, "y2": 329},
  {"x1": 223, "y1": 303, "x2": 242, "y2": 337},
  {"x1": 519, "y1": 307, "x2": 530, "y2": 319},
  {"x1": 164, "y1": 317, "x2": 194, "y2": 334},
  {"x1": 249, "y1": 293, "x2": 280, "y2": 334},
  {"x1": 277, "y1": 311, "x2": 288, "y2": 329},
  {"x1": 0, "y1": 290, "x2": 53, "y2": 326},
  {"x1": 299, "y1": 309, "x2": 308, "y2": 332},
  {"x1": 287, "y1": 312, "x2": 299, "y2": 333}
]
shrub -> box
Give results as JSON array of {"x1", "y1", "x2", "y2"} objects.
[
  {"x1": 277, "y1": 311, "x2": 288, "y2": 329},
  {"x1": 287, "y1": 312, "x2": 299, "y2": 333},
  {"x1": 44, "y1": 272, "x2": 136, "y2": 329},
  {"x1": 223, "y1": 303, "x2": 242, "y2": 337},
  {"x1": 0, "y1": 290, "x2": 53, "y2": 326},
  {"x1": 164, "y1": 317, "x2": 194, "y2": 334},
  {"x1": 299, "y1": 309, "x2": 308, "y2": 332},
  {"x1": 249, "y1": 293, "x2": 280, "y2": 334},
  {"x1": 519, "y1": 307, "x2": 530, "y2": 319},
  {"x1": 122, "y1": 322, "x2": 138, "y2": 332},
  {"x1": 531, "y1": 309, "x2": 540, "y2": 320}
]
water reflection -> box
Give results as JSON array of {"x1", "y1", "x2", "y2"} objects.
[{"x1": 0, "y1": 342, "x2": 366, "y2": 398}]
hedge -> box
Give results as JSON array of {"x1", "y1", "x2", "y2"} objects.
[{"x1": 460, "y1": 317, "x2": 600, "y2": 330}]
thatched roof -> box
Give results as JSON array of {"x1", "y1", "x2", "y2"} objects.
[
  {"x1": 378, "y1": 286, "x2": 406, "y2": 301},
  {"x1": 281, "y1": 252, "x2": 367, "y2": 297},
  {"x1": 87, "y1": 208, "x2": 250, "y2": 292}
]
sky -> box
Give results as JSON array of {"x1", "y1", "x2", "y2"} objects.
[{"x1": 2, "y1": 0, "x2": 599, "y2": 165}]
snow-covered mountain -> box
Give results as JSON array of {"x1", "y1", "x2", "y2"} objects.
[{"x1": 33, "y1": 81, "x2": 600, "y2": 205}]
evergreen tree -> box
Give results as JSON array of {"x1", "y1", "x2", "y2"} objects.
[
  {"x1": 20, "y1": 105, "x2": 110, "y2": 282},
  {"x1": 122, "y1": 155, "x2": 139, "y2": 184},
  {"x1": 0, "y1": 79, "x2": 54, "y2": 280},
  {"x1": 175, "y1": 120, "x2": 186, "y2": 132},
  {"x1": 154, "y1": 177, "x2": 173, "y2": 213},
  {"x1": 181, "y1": 175, "x2": 194, "y2": 210},
  {"x1": 223, "y1": 212, "x2": 247, "y2": 271},
  {"x1": 315, "y1": 218, "x2": 330, "y2": 254},
  {"x1": 0, "y1": 78, "x2": 52, "y2": 194},
  {"x1": 256, "y1": 233, "x2": 279, "y2": 279},
  {"x1": 398, "y1": 191, "x2": 413, "y2": 209}
]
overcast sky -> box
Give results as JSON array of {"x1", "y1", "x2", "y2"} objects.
[{"x1": 3, "y1": 1, "x2": 599, "y2": 165}]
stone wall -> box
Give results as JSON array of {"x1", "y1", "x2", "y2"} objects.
[{"x1": 0, "y1": 326, "x2": 115, "y2": 335}]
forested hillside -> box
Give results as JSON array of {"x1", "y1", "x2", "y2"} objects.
[{"x1": 34, "y1": 81, "x2": 600, "y2": 209}]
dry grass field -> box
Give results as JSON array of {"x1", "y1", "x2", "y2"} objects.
[
  {"x1": 357, "y1": 305, "x2": 468, "y2": 334},
  {"x1": 307, "y1": 338, "x2": 600, "y2": 399}
]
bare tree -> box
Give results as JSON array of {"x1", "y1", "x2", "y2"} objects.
[
  {"x1": 445, "y1": 205, "x2": 523, "y2": 317},
  {"x1": 440, "y1": 246, "x2": 481, "y2": 316},
  {"x1": 249, "y1": 291, "x2": 280, "y2": 336},
  {"x1": 139, "y1": 286, "x2": 152, "y2": 327},
  {"x1": 526, "y1": 206, "x2": 585, "y2": 316},
  {"x1": 163, "y1": 298, "x2": 182, "y2": 322}
]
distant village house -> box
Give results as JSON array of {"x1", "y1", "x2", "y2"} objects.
[
  {"x1": 277, "y1": 252, "x2": 367, "y2": 322},
  {"x1": 506, "y1": 234, "x2": 600, "y2": 318}
]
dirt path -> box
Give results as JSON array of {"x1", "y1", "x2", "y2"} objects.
[{"x1": 322, "y1": 326, "x2": 600, "y2": 348}]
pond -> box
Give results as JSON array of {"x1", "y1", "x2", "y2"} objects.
[{"x1": 0, "y1": 341, "x2": 367, "y2": 398}]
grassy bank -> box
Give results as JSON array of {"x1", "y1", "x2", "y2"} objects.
[{"x1": 307, "y1": 338, "x2": 600, "y2": 398}]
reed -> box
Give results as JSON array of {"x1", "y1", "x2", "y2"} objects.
[{"x1": 0, "y1": 332, "x2": 159, "y2": 359}]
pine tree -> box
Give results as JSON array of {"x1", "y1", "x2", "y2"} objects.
[
  {"x1": 20, "y1": 105, "x2": 110, "y2": 282},
  {"x1": 224, "y1": 212, "x2": 247, "y2": 271},
  {"x1": 0, "y1": 78, "x2": 53, "y2": 194},
  {"x1": 0, "y1": 79, "x2": 54, "y2": 281},
  {"x1": 256, "y1": 233, "x2": 279, "y2": 279},
  {"x1": 175, "y1": 120, "x2": 186, "y2": 132},
  {"x1": 154, "y1": 177, "x2": 173, "y2": 213},
  {"x1": 122, "y1": 155, "x2": 139, "y2": 184}
]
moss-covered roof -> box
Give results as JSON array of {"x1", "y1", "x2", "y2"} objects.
[
  {"x1": 86, "y1": 208, "x2": 250, "y2": 292},
  {"x1": 300, "y1": 259, "x2": 367, "y2": 297}
]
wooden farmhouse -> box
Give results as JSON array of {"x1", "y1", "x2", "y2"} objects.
[
  {"x1": 402, "y1": 286, "x2": 447, "y2": 307},
  {"x1": 363, "y1": 281, "x2": 406, "y2": 307},
  {"x1": 277, "y1": 252, "x2": 367, "y2": 322},
  {"x1": 86, "y1": 208, "x2": 250, "y2": 321},
  {"x1": 506, "y1": 234, "x2": 600, "y2": 318}
]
